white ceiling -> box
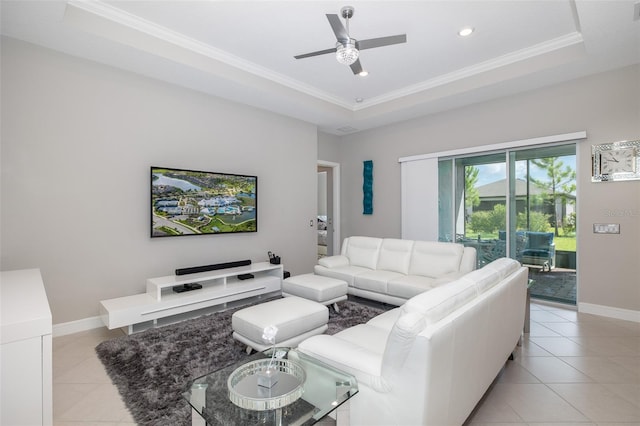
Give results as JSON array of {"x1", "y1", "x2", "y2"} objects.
[{"x1": 2, "y1": 1, "x2": 639, "y2": 135}]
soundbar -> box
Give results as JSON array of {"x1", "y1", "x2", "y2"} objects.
[{"x1": 175, "y1": 259, "x2": 251, "y2": 276}]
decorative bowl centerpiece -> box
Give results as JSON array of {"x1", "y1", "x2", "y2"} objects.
[
  {"x1": 227, "y1": 357, "x2": 306, "y2": 411},
  {"x1": 227, "y1": 325, "x2": 306, "y2": 411}
]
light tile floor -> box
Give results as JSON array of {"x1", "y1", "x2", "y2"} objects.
[
  {"x1": 53, "y1": 301, "x2": 640, "y2": 425},
  {"x1": 465, "y1": 302, "x2": 640, "y2": 425}
]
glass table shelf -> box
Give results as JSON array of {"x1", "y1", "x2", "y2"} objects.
[{"x1": 183, "y1": 347, "x2": 358, "y2": 426}]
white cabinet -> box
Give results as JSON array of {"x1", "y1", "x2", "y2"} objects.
[
  {"x1": 100, "y1": 262, "x2": 283, "y2": 334},
  {"x1": 1, "y1": 268, "x2": 53, "y2": 426}
]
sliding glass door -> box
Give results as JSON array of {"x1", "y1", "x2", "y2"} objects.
[
  {"x1": 440, "y1": 153, "x2": 508, "y2": 266},
  {"x1": 439, "y1": 143, "x2": 577, "y2": 304}
]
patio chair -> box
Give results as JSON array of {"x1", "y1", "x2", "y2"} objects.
[{"x1": 521, "y1": 231, "x2": 555, "y2": 271}]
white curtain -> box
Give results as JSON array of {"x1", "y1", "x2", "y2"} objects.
[{"x1": 400, "y1": 157, "x2": 439, "y2": 241}]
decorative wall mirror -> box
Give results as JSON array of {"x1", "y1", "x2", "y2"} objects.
[{"x1": 592, "y1": 139, "x2": 640, "y2": 182}]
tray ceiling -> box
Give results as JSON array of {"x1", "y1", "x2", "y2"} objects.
[{"x1": 2, "y1": 1, "x2": 639, "y2": 134}]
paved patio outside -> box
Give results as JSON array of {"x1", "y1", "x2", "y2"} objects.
[{"x1": 528, "y1": 267, "x2": 576, "y2": 305}]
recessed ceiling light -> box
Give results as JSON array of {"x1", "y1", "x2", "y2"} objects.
[
  {"x1": 337, "y1": 125, "x2": 358, "y2": 133},
  {"x1": 458, "y1": 27, "x2": 474, "y2": 37},
  {"x1": 358, "y1": 70, "x2": 369, "y2": 77},
  {"x1": 355, "y1": 98, "x2": 364, "y2": 103}
]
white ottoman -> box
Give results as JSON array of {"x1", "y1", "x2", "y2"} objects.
[
  {"x1": 232, "y1": 297, "x2": 328, "y2": 353},
  {"x1": 283, "y1": 273, "x2": 348, "y2": 312}
]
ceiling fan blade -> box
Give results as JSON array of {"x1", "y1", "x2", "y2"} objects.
[
  {"x1": 356, "y1": 34, "x2": 407, "y2": 50},
  {"x1": 294, "y1": 47, "x2": 337, "y2": 60},
  {"x1": 350, "y1": 59, "x2": 363, "y2": 75},
  {"x1": 326, "y1": 14, "x2": 349, "y2": 42}
]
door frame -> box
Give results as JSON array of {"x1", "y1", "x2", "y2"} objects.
[{"x1": 318, "y1": 160, "x2": 341, "y2": 256}]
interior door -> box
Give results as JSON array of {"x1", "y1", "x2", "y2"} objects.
[{"x1": 317, "y1": 167, "x2": 333, "y2": 257}]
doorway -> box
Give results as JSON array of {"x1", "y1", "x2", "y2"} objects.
[
  {"x1": 317, "y1": 161, "x2": 341, "y2": 259},
  {"x1": 439, "y1": 143, "x2": 577, "y2": 305}
]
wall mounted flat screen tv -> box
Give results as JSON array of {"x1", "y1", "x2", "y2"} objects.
[{"x1": 151, "y1": 167, "x2": 257, "y2": 238}]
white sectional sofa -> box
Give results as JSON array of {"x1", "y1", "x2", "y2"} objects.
[
  {"x1": 299, "y1": 257, "x2": 528, "y2": 426},
  {"x1": 314, "y1": 236, "x2": 477, "y2": 305}
]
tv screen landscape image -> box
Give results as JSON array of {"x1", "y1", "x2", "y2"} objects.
[{"x1": 151, "y1": 167, "x2": 257, "y2": 238}]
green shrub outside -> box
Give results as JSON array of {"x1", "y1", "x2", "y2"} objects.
[
  {"x1": 468, "y1": 205, "x2": 549, "y2": 234},
  {"x1": 466, "y1": 205, "x2": 576, "y2": 251}
]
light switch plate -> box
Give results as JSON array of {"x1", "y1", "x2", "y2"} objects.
[{"x1": 593, "y1": 223, "x2": 620, "y2": 234}]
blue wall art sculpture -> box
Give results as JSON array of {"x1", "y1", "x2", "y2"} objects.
[{"x1": 363, "y1": 160, "x2": 373, "y2": 215}]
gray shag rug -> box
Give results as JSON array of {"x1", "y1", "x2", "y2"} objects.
[{"x1": 95, "y1": 298, "x2": 390, "y2": 426}]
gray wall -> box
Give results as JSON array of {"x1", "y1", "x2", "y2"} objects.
[
  {"x1": 3, "y1": 36, "x2": 639, "y2": 324},
  {"x1": 317, "y1": 132, "x2": 342, "y2": 163},
  {"x1": 1, "y1": 38, "x2": 319, "y2": 324},
  {"x1": 330, "y1": 64, "x2": 640, "y2": 313}
]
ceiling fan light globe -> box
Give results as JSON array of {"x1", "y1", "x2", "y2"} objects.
[{"x1": 336, "y1": 42, "x2": 359, "y2": 65}]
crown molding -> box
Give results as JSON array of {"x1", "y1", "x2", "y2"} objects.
[
  {"x1": 356, "y1": 32, "x2": 585, "y2": 111},
  {"x1": 66, "y1": 0, "x2": 354, "y2": 109}
]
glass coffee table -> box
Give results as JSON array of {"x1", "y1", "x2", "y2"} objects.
[{"x1": 183, "y1": 347, "x2": 358, "y2": 425}]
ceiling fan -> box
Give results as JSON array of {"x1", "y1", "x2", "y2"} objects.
[{"x1": 294, "y1": 6, "x2": 407, "y2": 75}]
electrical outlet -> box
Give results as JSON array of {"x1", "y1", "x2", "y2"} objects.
[{"x1": 593, "y1": 223, "x2": 620, "y2": 234}]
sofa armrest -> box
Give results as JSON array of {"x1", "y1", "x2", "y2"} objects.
[
  {"x1": 297, "y1": 334, "x2": 390, "y2": 392},
  {"x1": 460, "y1": 246, "x2": 477, "y2": 273},
  {"x1": 317, "y1": 255, "x2": 350, "y2": 269},
  {"x1": 381, "y1": 312, "x2": 425, "y2": 382}
]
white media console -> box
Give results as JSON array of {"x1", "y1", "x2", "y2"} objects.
[{"x1": 100, "y1": 262, "x2": 283, "y2": 334}]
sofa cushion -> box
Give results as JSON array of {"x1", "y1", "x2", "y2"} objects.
[
  {"x1": 387, "y1": 275, "x2": 439, "y2": 299},
  {"x1": 458, "y1": 267, "x2": 501, "y2": 295},
  {"x1": 297, "y1": 334, "x2": 386, "y2": 392},
  {"x1": 334, "y1": 323, "x2": 389, "y2": 355},
  {"x1": 377, "y1": 239, "x2": 414, "y2": 275},
  {"x1": 346, "y1": 237, "x2": 383, "y2": 269},
  {"x1": 354, "y1": 270, "x2": 404, "y2": 294},
  {"x1": 402, "y1": 279, "x2": 478, "y2": 326},
  {"x1": 408, "y1": 241, "x2": 464, "y2": 278},
  {"x1": 481, "y1": 257, "x2": 521, "y2": 282},
  {"x1": 314, "y1": 264, "x2": 371, "y2": 286},
  {"x1": 430, "y1": 272, "x2": 469, "y2": 286}
]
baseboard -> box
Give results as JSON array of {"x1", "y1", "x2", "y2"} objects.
[
  {"x1": 534, "y1": 298, "x2": 578, "y2": 311},
  {"x1": 579, "y1": 302, "x2": 640, "y2": 323},
  {"x1": 53, "y1": 316, "x2": 105, "y2": 337}
]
